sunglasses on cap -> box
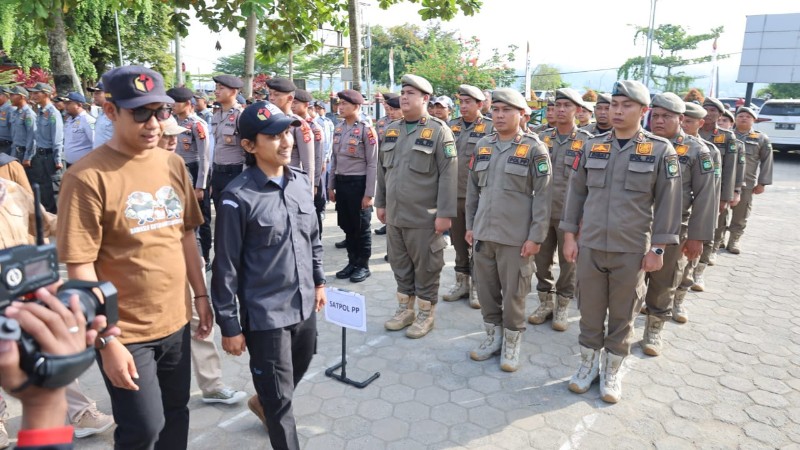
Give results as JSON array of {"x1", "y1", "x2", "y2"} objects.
[{"x1": 127, "y1": 106, "x2": 173, "y2": 123}]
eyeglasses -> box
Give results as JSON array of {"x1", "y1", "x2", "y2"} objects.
[{"x1": 127, "y1": 106, "x2": 173, "y2": 123}]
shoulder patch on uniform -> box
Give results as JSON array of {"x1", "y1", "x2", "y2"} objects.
[
  {"x1": 534, "y1": 154, "x2": 550, "y2": 177},
  {"x1": 699, "y1": 152, "x2": 713, "y2": 174},
  {"x1": 444, "y1": 142, "x2": 456, "y2": 158},
  {"x1": 674, "y1": 144, "x2": 688, "y2": 156},
  {"x1": 665, "y1": 154, "x2": 680, "y2": 179},
  {"x1": 196, "y1": 122, "x2": 206, "y2": 140},
  {"x1": 222, "y1": 199, "x2": 239, "y2": 208}
]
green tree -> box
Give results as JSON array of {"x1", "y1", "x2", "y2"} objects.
[
  {"x1": 756, "y1": 83, "x2": 800, "y2": 99},
  {"x1": 407, "y1": 26, "x2": 516, "y2": 96},
  {"x1": 618, "y1": 24, "x2": 724, "y2": 93},
  {"x1": 531, "y1": 64, "x2": 566, "y2": 91},
  {"x1": 213, "y1": 51, "x2": 291, "y2": 77},
  {"x1": 297, "y1": 48, "x2": 345, "y2": 93},
  {"x1": 369, "y1": 24, "x2": 426, "y2": 87}
]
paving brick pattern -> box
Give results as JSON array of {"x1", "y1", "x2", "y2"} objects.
[{"x1": 7, "y1": 153, "x2": 799, "y2": 449}]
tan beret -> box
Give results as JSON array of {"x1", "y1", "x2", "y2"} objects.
[
  {"x1": 401, "y1": 74, "x2": 433, "y2": 95},
  {"x1": 702, "y1": 97, "x2": 726, "y2": 113},
  {"x1": 458, "y1": 84, "x2": 485, "y2": 101},
  {"x1": 596, "y1": 93, "x2": 612, "y2": 104},
  {"x1": 651, "y1": 92, "x2": 686, "y2": 114},
  {"x1": 736, "y1": 106, "x2": 758, "y2": 120},
  {"x1": 722, "y1": 108, "x2": 735, "y2": 121},
  {"x1": 684, "y1": 102, "x2": 707, "y2": 119},
  {"x1": 555, "y1": 88, "x2": 584, "y2": 108},
  {"x1": 491, "y1": 88, "x2": 527, "y2": 111},
  {"x1": 611, "y1": 80, "x2": 650, "y2": 106}
]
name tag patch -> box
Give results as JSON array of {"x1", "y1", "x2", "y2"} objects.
[
  {"x1": 508, "y1": 156, "x2": 529, "y2": 166},
  {"x1": 629, "y1": 154, "x2": 655, "y2": 163}
]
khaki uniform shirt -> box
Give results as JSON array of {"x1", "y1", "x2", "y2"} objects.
[
  {"x1": 670, "y1": 132, "x2": 716, "y2": 241},
  {"x1": 328, "y1": 119, "x2": 378, "y2": 197},
  {"x1": 734, "y1": 129, "x2": 773, "y2": 189},
  {"x1": 375, "y1": 114, "x2": 458, "y2": 228},
  {"x1": 538, "y1": 126, "x2": 593, "y2": 224},
  {"x1": 700, "y1": 126, "x2": 739, "y2": 202},
  {"x1": 466, "y1": 131, "x2": 552, "y2": 246},
  {"x1": 176, "y1": 114, "x2": 211, "y2": 189},
  {"x1": 561, "y1": 129, "x2": 682, "y2": 253},
  {"x1": 212, "y1": 104, "x2": 244, "y2": 165},
  {"x1": 449, "y1": 114, "x2": 493, "y2": 199},
  {"x1": 289, "y1": 113, "x2": 316, "y2": 189}
]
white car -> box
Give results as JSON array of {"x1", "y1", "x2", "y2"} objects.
[{"x1": 753, "y1": 99, "x2": 800, "y2": 148}]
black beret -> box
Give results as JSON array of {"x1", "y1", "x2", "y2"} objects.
[
  {"x1": 294, "y1": 89, "x2": 313, "y2": 103},
  {"x1": 386, "y1": 96, "x2": 400, "y2": 109},
  {"x1": 266, "y1": 77, "x2": 296, "y2": 93},
  {"x1": 337, "y1": 89, "x2": 364, "y2": 105},
  {"x1": 212, "y1": 74, "x2": 243, "y2": 89},
  {"x1": 382, "y1": 92, "x2": 399, "y2": 101},
  {"x1": 166, "y1": 87, "x2": 194, "y2": 102}
]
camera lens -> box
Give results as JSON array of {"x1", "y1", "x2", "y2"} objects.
[{"x1": 57, "y1": 288, "x2": 101, "y2": 325}]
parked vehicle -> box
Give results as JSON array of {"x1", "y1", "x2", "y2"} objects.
[{"x1": 753, "y1": 99, "x2": 800, "y2": 149}]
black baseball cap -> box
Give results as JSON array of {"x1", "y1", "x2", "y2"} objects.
[
  {"x1": 238, "y1": 101, "x2": 301, "y2": 140},
  {"x1": 87, "y1": 82, "x2": 105, "y2": 92},
  {"x1": 102, "y1": 65, "x2": 174, "y2": 109}
]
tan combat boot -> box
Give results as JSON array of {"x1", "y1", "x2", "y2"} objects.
[
  {"x1": 641, "y1": 315, "x2": 665, "y2": 356},
  {"x1": 469, "y1": 323, "x2": 502, "y2": 361},
  {"x1": 600, "y1": 350, "x2": 625, "y2": 403},
  {"x1": 691, "y1": 263, "x2": 707, "y2": 292},
  {"x1": 708, "y1": 249, "x2": 717, "y2": 266},
  {"x1": 469, "y1": 282, "x2": 480, "y2": 309},
  {"x1": 727, "y1": 235, "x2": 741, "y2": 254},
  {"x1": 528, "y1": 291, "x2": 554, "y2": 324},
  {"x1": 443, "y1": 273, "x2": 470, "y2": 302},
  {"x1": 673, "y1": 290, "x2": 688, "y2": 323},
  {"x1": 551, "y1": 294, "x2": 571, "y2": 331},
  {"x1": 569, "y1": 346, "x2": 600, "y2": 394},
  {"x1": 500, "y1": 329, "x2": 522, "y2": 372},
  {"x1": 406, "y1": 299, "x2": 435, "y2": 338},
  {"x1": 384, "y1": 293, "x2": 415, "y2": 331}
]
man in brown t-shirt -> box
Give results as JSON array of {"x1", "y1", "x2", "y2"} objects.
[{"x1": 56, "y1": 65, "x2": 211, "y2": 449}]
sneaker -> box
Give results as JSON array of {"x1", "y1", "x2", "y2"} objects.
[
  {"x1": 72, "y1": 406, "x2": 115, "y2": 438},
  {"x1": 374, "y1": 225, "x2": 387, "y2": 235},
  {"x1": 248, "y1": 395, "x2": 268, "y2": 430},
  {"x1": 202, "y1": 387, "x2": 247, "y2": 405}
]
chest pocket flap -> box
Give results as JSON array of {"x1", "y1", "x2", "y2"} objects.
[
  {"x1": 409, "y1": 144, "x2": 434, "y2": 173},
  {"x1": 625, "y1": 161, "x2": 655, "y2": 192},
  {"x1": 380, "y1": 141, "x2": 396, "y2": 168},
  {"x1": 584, "y1": 157, "x2": 608, "y2": 188}
]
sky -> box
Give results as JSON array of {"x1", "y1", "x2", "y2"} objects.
[{"x1": 182, "y1": 0, "x2": 800, "y2": 97}]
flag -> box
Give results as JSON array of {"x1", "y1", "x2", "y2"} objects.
[
  {"x1": 524, "y1": 41, "x2": 532, "y2": 101},
  {"x1": 388, "y1": 47, "x2": 395, "y2": 92},
  {"x1": 708, "y1": 38, "x2": 718, "y2": 98}
]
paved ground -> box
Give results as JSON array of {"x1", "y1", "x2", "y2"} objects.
[{"x1": 5, "y1": 151, "x2": 800, "y2": 449}]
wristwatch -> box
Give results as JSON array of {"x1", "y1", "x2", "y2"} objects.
[
  {"x1": 96, "y1": 335, "x2": 116, "y2": 349},
  {"x1": 650, "y1": 247, "x2": 665, "y2": 256}
]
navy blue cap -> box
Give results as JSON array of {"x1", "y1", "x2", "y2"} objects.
[
  {"x1": 65, "y1": 92, "x2": 86, "y2": 103},
  {"x1": 9, "y1": 86, "x2": 28, "y2": 97},
  {"x1": 236, "y1": 94, "x2": 246, "y2": 105},
  {"x1": 294, "y1": 89, "x2": 313, "y2": 103},
  {"x1": 86, "y1": 82, "x2": 105, "y2": 92},
  {"x1": 237, "y1": 101, "x2": 302, "y2": 141},
  {"x1": 266, "y1": 77, "x2": 296, "y2": 93},
  {"x1": 212, "y1": 74, "x2": 243, "y2": 89},
  {"x1": 28, "y1": 82, "x2": 53, "y2": 93},
  {"x1": 102, "y1": 65, "x2": 174, "y2": 109},
  {"x1": 166, "y1": 87, "x2": 194, "y2": 102}
]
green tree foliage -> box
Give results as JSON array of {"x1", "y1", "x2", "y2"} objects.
[
  {"x1": 395, "y1": 26, "x2": 515, "y2": 96},
  {"x1": 377, "y1": 0, "x2": 482, "y2": 21},
  {"x1": 531, "y1": 64, "x2": 566, "y2": 91},
  {"x1": 756, "y1": 83, "x2": 800, "y2": 99},
  {"x1": 297, "y1": 48, "x2": 345, "y2": 92},
  {"x1": 370, "y1": 24, "x2": 426, "y2": 87},
  {"x1": 618, "y1": 24, "x2": 724, "y2": 93},
  {"x1": 213, "y1": 51, "x2": 294, "y2": 77}
]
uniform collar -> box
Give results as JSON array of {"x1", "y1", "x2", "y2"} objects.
[
  {"x1": 606, "y1": 128, "x2": 646, "y2": 143},
  {"x1": 671, "y1": 130, "x2": 687, "y2": 145},
  {"x1": 249, "y1": 165, "x2": 296, "y2": 188}
]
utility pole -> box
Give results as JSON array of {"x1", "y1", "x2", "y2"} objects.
[
  {"x1": 348, "y1": 0, "x2": 362, "y2": 92},
  {"x1": 643, "y1": 0, "x2": 657, "y2": 88},
  {"x1": 174, "y1": 8, "x2": 184, "y2": 86},
  {"x1": 242, "y1": 9, "x2": 257, "y2": 98}
]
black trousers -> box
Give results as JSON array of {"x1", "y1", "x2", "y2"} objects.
[
  {"x1": 27, "y1": 148, "x2": 59, "y2": 213},
  {"x1": 210, "y1": 165, "x2": 243, "y2": 214},
  {"x1": 335, "y1": 175, "x2": 372, "y2": 267},
  {"x1": 97, "y1": 325, "x2": 191, "y2": 450},
  {"x1": 244, "y1": 313, "x2": 317, "y2": 450},
  {"x1": 0, "y1": 140, "x2": 11, "y2": 156},
  {"x1": 185, "y1": 162, "x2": 212, "y2": 260},
  {"x1": 314, "y1": 183, "x2": 326, "y2": 236}
]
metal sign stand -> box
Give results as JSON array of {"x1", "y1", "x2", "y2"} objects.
[{"x1": 324, "y1": 327, "x2": 380, "y2": 388}]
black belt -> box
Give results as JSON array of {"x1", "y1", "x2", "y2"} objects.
[
  {"x1": 335, "y1": 174, "x2": 367, "y2": 182},
  {"x1": 36, "y1": 147, "x2": 53, "y2": 155},
  {"x1": 213, "y1": 163, "x2": 243, "y2": 174},
  {"x1": 0, "y1": 139, "x2": 11, "y2": 145}
]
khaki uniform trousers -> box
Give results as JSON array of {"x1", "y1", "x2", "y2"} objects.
[
  {"x1": 188, "y1": 280, "x2": 225, "y2": 395},
  {"x1": 728, "y1": 187, "x2": 754, "y2": 238},
  {"x1": 473, "y1": 240, "x2": 533, "y2": 331},
  {"x1": 387, "y1": 225, "x2": 446, "y2": 302},
  {"x1": 534, "y1": 221, "x2": 576, "y2": 298},
  {"x1": 577, "y1": 248, "x2": 645, "y2": 357},
  {"x1": 643, "y1": 241, "x2": 686, "y2": 319},
  {"x1": 450, "y1": 197, "x2": 471, "y2": 274}
]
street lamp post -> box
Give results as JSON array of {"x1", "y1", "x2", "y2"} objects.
[{"x1": 643, "y1": 0, "x2": 658, "y2": 88}]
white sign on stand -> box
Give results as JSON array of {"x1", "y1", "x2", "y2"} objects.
[{"x1": 324, "y1": 287, "x2": 367, "y2": 332}]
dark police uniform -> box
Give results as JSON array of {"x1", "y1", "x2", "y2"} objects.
[
  {"x1": 29, "y1": 93, "x2": 63, "y2": 213},
  {"x1": 0, "y1": 91, "x2": 14, "y2": 155}
]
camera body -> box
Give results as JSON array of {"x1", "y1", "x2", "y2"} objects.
[{"x1": 0, "y1": 243, "x2": 119, "y2": 388}]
